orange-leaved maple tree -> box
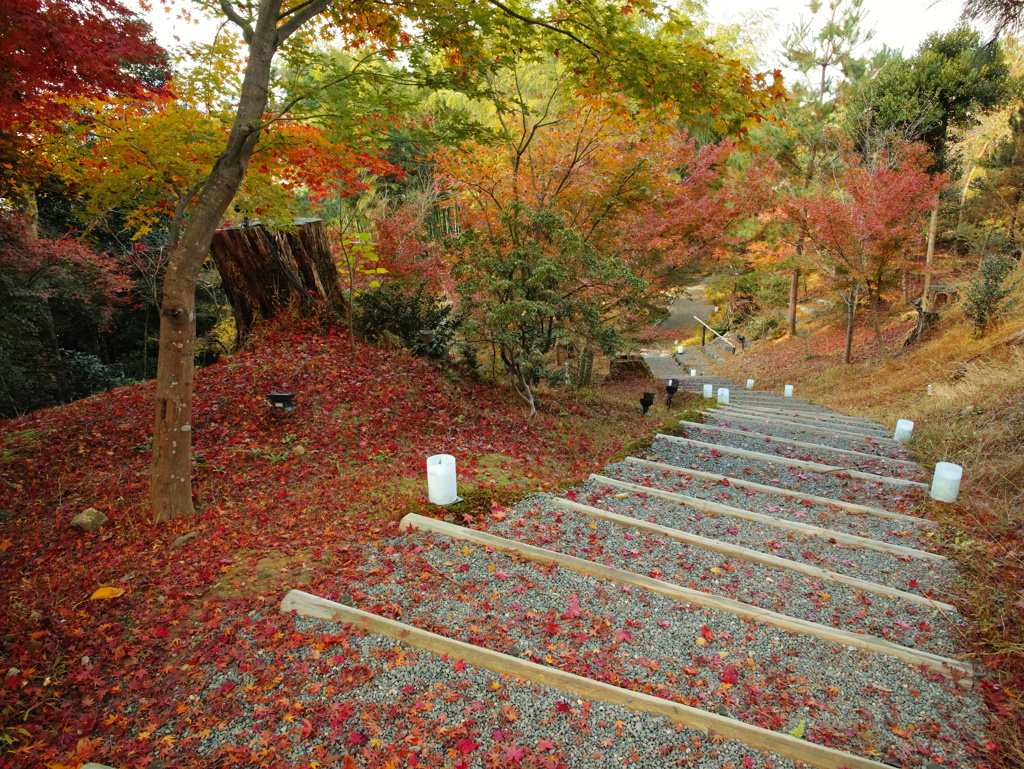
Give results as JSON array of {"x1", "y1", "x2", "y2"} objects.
[
  {"x1": 438, "y1": 63, "x2": 777, "y2": 413},
  {"x1": 146, "y1": 0, "x2": 782, "y2": 521},
  {"x1": 55, "y1": 90, "x2": 394, "y2": 248}
]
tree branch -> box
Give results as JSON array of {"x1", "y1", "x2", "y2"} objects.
[
  {"x1": 219, "y1": 0, "x2": 254, "y2": 44},
  {"x1": 276, "y1": 0, "x2": 330, "y2": 45},
  {"x1": 482, "y1": 0, "x2": 593, "y2": 52}
]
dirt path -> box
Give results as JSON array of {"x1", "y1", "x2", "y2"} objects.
[{"x1": 659, "y1": 283, "x2": 714, "y2": 331}]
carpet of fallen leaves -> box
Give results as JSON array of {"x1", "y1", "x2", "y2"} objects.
[{"x1": 0, "y1": 320, "x2": 665, "y2": 768}]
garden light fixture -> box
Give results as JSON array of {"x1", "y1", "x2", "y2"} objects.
[
  {"x1": 266, "y1": 393, "x2": 296, "y2": 411},
  {"x1": 665, "y1": 379, "x2": 679, "y2": 408},
  {"x1": 639, "y1": 392, "x2": 655, "y2": 416}
]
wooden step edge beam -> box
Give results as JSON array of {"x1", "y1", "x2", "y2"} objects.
[
  {"x1": 699, "y1": 411, "x2": 903, "y2": 449},
  {"x1": 547, "y1": 497, "x2": 955, "y2": 614},
  {"x1": 716, "y1": 406, "x2": 892, "y2": 440},
  {"x1": 281, "y1": 589, "x2": 911, "y2": 769},
  {"x1": 396, "y1": 515, "x2": 972, "y2": 684},
  {"x1": 624, "y1": 457, "x2": 937, "y2": 528},
  {"x1": 656, "y1": 434, "x2": 928, "y2": 490},
  {"x1": 589, "y1": 474, "x2": 946, "y2": 563},
  {"x1": 710, "y1": 409, "x2": 899, "y2": 444},
  {"x1": 678, "y1": 420, "x2": 920, "y2": 469}
]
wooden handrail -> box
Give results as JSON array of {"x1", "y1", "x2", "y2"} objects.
[{"x1": 693, "y1": 315, "x2": 737, "y2": 351}]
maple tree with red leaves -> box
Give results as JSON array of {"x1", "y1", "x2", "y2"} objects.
[
  {"x1": 0, "y1": 0, "x2": 166, "y2": 133},
  {"x1": 792, "y1": 142, "x2": 944, "y2": 361}
]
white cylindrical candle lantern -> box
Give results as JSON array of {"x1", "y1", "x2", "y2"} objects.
[
  {"x1": 717, "y1": 387, "x2": 730, "y2": 404},
  {"x1": 702, "y1": 383, "x2": 713, "y2": 398},
  {"x1": 427, "y1": 454, "x2": 458, "y2": 505},
  {"x1": 930, "y1": 462, "x2": 963, "y2": 503},
  {"x1": 746, "y1": 379, "x2": 755, "y2": 390},
  {"x1": 690, "y1": 369, "x2": 697, "y2": 377},
  {"x1": 893, "y1": 419, "x2": 914, "y2": 443},
  {"x1": 783, "y1": 384, "x2": 794, "y2": 398}
]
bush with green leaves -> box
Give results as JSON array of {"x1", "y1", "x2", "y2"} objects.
[
  {"x1": 705, "y1": 271, "x2": 791, "y2": 310},
  {"x1": 745, "y1": 312, "x2": 782, "y2": 340},
  {"x1": 353, "y1": 282, "x2": 460, "y2": 357},
  {"x1": 962, "y1": 253, "x2": 1019, "y2": 335}
]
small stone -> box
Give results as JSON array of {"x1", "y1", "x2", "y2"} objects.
[
  {"x1": 171, "y1": 531, "x2": 199, "y2": 548},
  {"x1": 292, "y1": 445, "x2": 306, "y2": 456},
  {"x1": 506, "y1": 642, "x2": 527, "y2": 657},
  {"x1": 71, "y1": 508, "x2": 107, "y2": 532},
  {"x1": 337, "y1": 594, "x2": 355, "y2": 607}
]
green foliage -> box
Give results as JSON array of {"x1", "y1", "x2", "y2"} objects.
[
  {"x1": 843, "y1": 28, "x2": 1011, "y2": 170},
  {"x1": 745, "y1": 312, "x2": 783, "y2": 340},
  {"x1": 353, "y1": 282, "x2": 460, "y2": 357},
  {"x1": 452, "y1": 205, "x2": 641, "y2": 397},
  {"x1": 963, "y1": 253, "x2": 1020, "y2": 334},
  {"x1": 705, "y1": 271, "x2": 790, "y2": 309}
]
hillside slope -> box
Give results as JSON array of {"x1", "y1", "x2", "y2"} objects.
[{"x1": 0, "y1": 319, "x2": 667, "y2": 767}]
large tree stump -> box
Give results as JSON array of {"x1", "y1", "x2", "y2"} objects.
[{"x1": 209, "y1": 218, "x2": 346, "y2": 343}]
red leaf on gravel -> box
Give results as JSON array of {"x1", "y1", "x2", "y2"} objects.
[{"x1": 613, "y1": 628, "x2": 634, "y2": 644}]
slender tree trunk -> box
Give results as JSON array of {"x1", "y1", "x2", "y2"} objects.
[
  {"x1": 922, "y1": 205, "x2": 938, "y2": 312},
  {"x1": 150, "y1": 0, "x2": 328, "y2": 522},
  {"x1": 787, "y1": 266, "x2": 800, "y2": 336},
  {"x1": 843, "y1": 286, "x2": 857, "y2": 365},
  {"x1": 869, "y1": 288, "x2": 884, "y2": 352},
  {"x1": 787, "y1": 236, "x2": 804, "y2": 337}
]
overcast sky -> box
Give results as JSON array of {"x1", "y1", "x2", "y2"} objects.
[
  {"x1": 706, "y1": 0, "x2": 970, "y2": 68},
  {"x1": 139, "y1": 0, "x2": 974, "y2": 66}
]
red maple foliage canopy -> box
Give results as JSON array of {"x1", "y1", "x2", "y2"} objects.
[{"x1": 0, "y1": 0, "x2": 167, "y2": 133}]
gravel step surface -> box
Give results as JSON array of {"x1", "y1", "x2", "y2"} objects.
[
  {"x1": 705, "y1": 413, "x2": 915, "y2": 461},
  {"x1": 146, "y1": 611, "x2": 806, "y2": 768},
  {"x1": 350, "y1": 530, "x2": 985, "y2": 766},
  {"x1": 194, "y1": 391, "x2": 982, "y2": 769},
  {"x1": 584, "y1": 471, "x2": 954, "y2": 599},
  {"x1": 717, "y1": 410, "x2": 892, "y2": 438},
  {"x1": 646, "y1": 437, "x2": 924, "y2": 511},
  {"x1": 484, "y1": 494, "x2": 958, "y2": 655},
  {"x1": 674, "y1": 424, "x2": 926, "y2": 481}
]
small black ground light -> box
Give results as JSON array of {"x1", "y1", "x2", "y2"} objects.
[
  {"x1": 665, "y1": 378, "x2": 679, "y2": 408},
  {"x1": 639, "y1": 392, "x2": 655, "y2": 416}
]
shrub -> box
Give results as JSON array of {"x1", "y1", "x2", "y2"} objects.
[
  {"x1": 962, "y1": 253, "x2": 1020, "y2": 336},
  {"x1": 353, "y1": 282, "x2": 460, "y2": 357},
  {"x1": 746, "y1": 313, "x2": 782, "y2": 340}
]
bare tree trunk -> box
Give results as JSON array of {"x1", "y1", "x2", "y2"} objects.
[
  {"x1": 787, "y1": 236, "x2": 804, "y2": 337},
  {"x1": 787, "y1": 266, "x2": 800, "y2": 336},
  {"x1": 922, "y1": 205, "x2": 938, "y2": 312},
  {"x1": 843, "y1": 286, "x2": 857, "y2": 365},
  {"x1": 869, "y1": 288, "x2": 884, "y2": 352},
  {"x1": 150, "y1": 0, "x2": 329, "y2": 523}
]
